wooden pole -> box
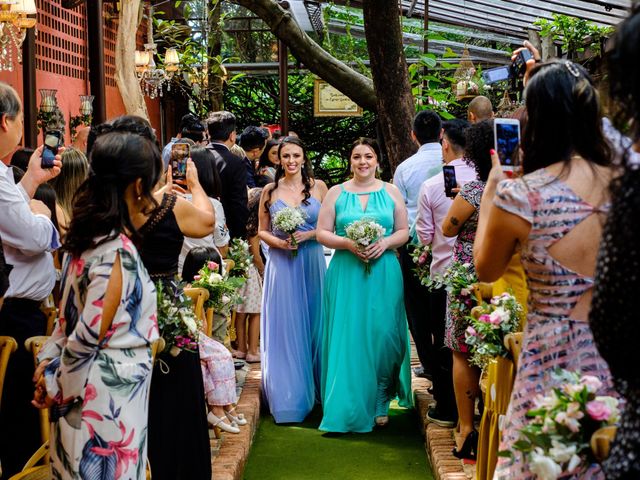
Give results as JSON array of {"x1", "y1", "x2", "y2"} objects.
[
  {"x1": 22, "y1": 28, "x2": 37, "y2": 148},
  {"x1": 278, "y1": 39, "x2": 289, "y2": 136},
  {"x1": 87, "y1": 0, "x2": 106, "y2": 124}
]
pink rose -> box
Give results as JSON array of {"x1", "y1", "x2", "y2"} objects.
[
  {"x1": 479, "y1": 314, "x2": 492, "y2": 323},
  {"x1": 193, "y1": 274, "x2": 202, "y2": 281},
  {"x1": 586, "y1": 400, "x2": 611, "y2": 422},
  {"x1": 581, "y1": 375, "x2": 603, "y2": 394},
  {"x1": 418, "y1": 253, "x2": 428, "y2": 266},
  {"x1": 208, "y1": 261, "x2": 219, "y2": 271},
  {"x1": 466, "y1": 326, "x2": 477, "y2": 337}
]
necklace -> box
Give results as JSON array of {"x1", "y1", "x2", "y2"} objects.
[{"x1": 280, "y1": 180, "x2": 304, "y2": 193}]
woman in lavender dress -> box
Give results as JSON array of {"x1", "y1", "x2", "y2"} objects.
[{"x1": 258, "y1": 137, "x2": 328, "y2": 423}]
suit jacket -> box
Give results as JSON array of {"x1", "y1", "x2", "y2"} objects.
[{"x1": 207, "y1": 142, "x2": 249, "y2": 239}]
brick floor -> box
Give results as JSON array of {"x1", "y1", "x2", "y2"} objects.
[{"x1": 211, "y1": 364, "x2": 262, "y2": 480}]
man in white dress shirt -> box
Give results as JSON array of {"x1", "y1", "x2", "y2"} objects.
[
  {"x1": 394, "y1": 110, "x2": 443, "y2": 380},
  {"x1": 0, "y1": 82, "x2": 62, "y2": 476},
  {"x1": 416, "y1": 119, "x2": 477, "y2": 426}
]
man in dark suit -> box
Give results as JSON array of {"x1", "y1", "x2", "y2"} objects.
[{"x1": 206, "y1": 111, "x2": 249, "y2": 239}]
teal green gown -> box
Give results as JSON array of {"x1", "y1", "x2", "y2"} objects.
[{"x1": 319, "y1": 184, "x2": 413, "y2": 433}]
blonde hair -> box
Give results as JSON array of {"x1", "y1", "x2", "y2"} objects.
[
  {"x1": 230, "y1": 144, "x2": 246, "y2": 159},
  {"x1": 50, "y1": 147, "x2": 89, "y2": 219}
]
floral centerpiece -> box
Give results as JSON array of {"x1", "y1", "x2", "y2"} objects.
[
  {"x1": 192, "y1": 261, "x2": 245, "y2": 317},
  {"x1": 156, "y1": 280, "x2": 200, "y2": 357},
  {"x1": 500, "y1": 369, "x2": 620, "y2": 479},
  {"x1": 410, "y1": 244, "x2": 435, "y2": 288},
  {"x1": 439, "y1": 260, "x2": 478, "y2": 316},
  {"x1": 345, "y1": 218, "x2": 386, "y2": 274},
  {"x1": 227, "y1": 238, "x2": 253, "y2": 278},
  {"x1": 464, "y1": 292, "x2": 524, "y2": 369},
  {"x1": 272, "y1": 206, "x2": 307, "y2": 258}
]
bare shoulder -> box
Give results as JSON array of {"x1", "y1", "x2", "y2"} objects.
[
  {"x1": 312, "y1": 179, "x2": 329, "y2": 199},
  {"x1": 384, "y1": 181, "x2": 402, "y2": 197}
]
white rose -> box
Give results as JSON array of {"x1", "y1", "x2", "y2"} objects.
[
  {"x1": 549, "y1": 440, "x2": 576, "y2": 463},
  {"x1": 567, "y1": 454, "x2": 582, "y2": 473},
  {"x1": 209, "y1": 273, "x2": 223, "y2": 284},
  {"x1": 182, "y1": 315, "x2": 198, "y2": 335},
  {"x1": 530, "y1": 449, "x2": 562, "y2": 480},
  {"x1": 221, "y1": 295, "x2": 231, "y2": 304}
]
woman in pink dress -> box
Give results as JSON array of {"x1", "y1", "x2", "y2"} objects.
[{"x1": 474, "y1": 58, "x2": 616, "y2": 478}]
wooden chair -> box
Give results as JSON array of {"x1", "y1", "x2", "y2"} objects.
[
  {"x1": 0, "y1": 336, "x2": 18, "y2": 411},
  {"x1": 184, "y1": 287, "x2": 209, "y2": 324},
  {"x1": 591, "y1": 425, "x2": 617, "y2": 463},
  {"x1": 504, "y1": 332, "x2": 524, "y2": 369},
  {"x1": 24, "y1": 337, "x2": 51, "y2": 446},
  {"x1": 40, "y1": 307, "x2": 57, "y2": 337},
  {"x1": 472, "y1": 282, "x2": 494, "y2": 305}
]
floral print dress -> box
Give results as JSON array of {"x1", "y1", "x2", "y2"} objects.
[
  {"x1": 38, "y1": 234, "x2": 158, "y2": 480},
  {"x1": 444, "y1": 180, "x2": 485, "y2": 353}
]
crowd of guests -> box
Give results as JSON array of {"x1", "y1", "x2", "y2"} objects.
[{"x1": 0, "y1": 4, "x2": 639, "y2": 480}]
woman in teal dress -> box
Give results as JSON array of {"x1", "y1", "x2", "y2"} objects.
[{"x1": 316, "y1": 138, "x2": 413, "y2": 432}]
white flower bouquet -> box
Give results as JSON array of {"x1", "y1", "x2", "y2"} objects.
[
  {"x1": 464, "y1": 292, "x2": 524, "y2": 369},
  {"x1": 438, "y1": 260, "x2": 478, "y2": 318},
  {"x1": 156, "y1": 280, "x2": 201, "y2": 357},
  {"x1": 272, "y1": 206, "x2": 307, "y2": 258},
  {"x1": 192, "y1": 261, "x2": 245, "y2": 317},
  {"x1": 345, "y1": 218, "x2": 386, "y2": 274},
  {"x1": 500, "y1": 369, "x2": 620, "y2": 479},
  {"x1": 410, "y1": 244, "x2": 436, "y2": 288},
  {"x1": 227, "y1": 238, "x2": 253, "y2": 278}
]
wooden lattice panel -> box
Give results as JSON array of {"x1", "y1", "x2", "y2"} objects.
[{"x1": 35, "y1": 0, "x2": 87, "y2": 80}]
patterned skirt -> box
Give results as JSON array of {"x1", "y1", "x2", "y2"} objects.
[
  {"x1": 494, "y1": 315, "x2": 616, "y2": 479},
  {"x1": 199, "y1": 334, "x2": 237, "y2": 406},
  {"x1": 236, "y1": 264, "x2": 263, "y2": 314}
]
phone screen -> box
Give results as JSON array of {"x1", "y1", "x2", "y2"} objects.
[
  {"x1": 171, "y1": 143, "x2": 190, "y2": 180},
  {"x1": 41, "y1": 132, "x2": 61, "y2": 168},
  {"x1": 495, "y1": 121, "x2": 521, "y2": 172},
  {"x1": 482, "y1": 66, "x2": 510, "y2": 84},
  {"x1": 443, "y1": 165, "x2": 457, "y2": 198}
]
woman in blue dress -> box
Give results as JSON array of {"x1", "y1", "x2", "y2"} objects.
[
  {"x1": 316, "y1": 138, "x2": 412, "y2": 433},
  {"x1": 258, "y1": 136, "x2": 328, "y2": 423}
]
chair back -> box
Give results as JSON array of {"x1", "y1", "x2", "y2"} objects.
[
  {"x1": 205, "y1": 307, "x2": 214, "y2": 338},
  {"x1": 24, "y1": 336, "x2": 51, "y2": 445},
  {"x1": 504, "y1": 332, "x2": 523, "y2": 369},
  {"x1": 224, "y1": 259, "x2": 235, "y2": 276},
  {"x1": 184, "y1": 287, "x2": 209, "y2": 323},
  {"x1": 591, "y1": 425, "x2": 617, "y2": 462},
  {"x1": 472, "y1": 282, "x2": 494, "y2": 304},
  {"x1": 0, "y1": 336, "x2": 18, "y2": 411},
  {"x1": 41, "y1": 307, "x2": 57, "y2": 337}
]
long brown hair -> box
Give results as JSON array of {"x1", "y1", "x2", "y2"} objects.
[{"x1": 265, "y1": 136, "x2": 314, "y2": 212}]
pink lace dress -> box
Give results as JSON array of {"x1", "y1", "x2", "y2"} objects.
[{"x1": 492, "y1": 169, "x2": 616, "y2": 479}]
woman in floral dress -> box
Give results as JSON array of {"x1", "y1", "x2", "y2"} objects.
[
  {"x1": 441, "y1": 120, "x2": 493, "y2": 460},
  {"x1": 34, "y1": 130, "x2": 161, "y2": 479}
]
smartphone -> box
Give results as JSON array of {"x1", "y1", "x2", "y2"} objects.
[
  {"x1": 41, "y1": 130, "x2": 63, "y2": 169},
  {"x1": 170, "y1": 143, "x2": 190, "y2": 180},
  {"x1": 513, "y1": 49, "x2": 533, "y2": 78},
  {"x1": 443, "y1": 165, "x2": 457, "y2": 198},
  {"x1": 482, "y1": 66, "x2": 510, "y2": 85},
  {"x1": 494, "y1": 118, "x2": 521, "y2": 173}
]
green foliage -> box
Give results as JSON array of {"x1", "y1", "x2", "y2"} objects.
[
  {"x1": 534, "y1": 14, "x2": 613, "y2": 59},
  {"x1": 224, "y1": 74, "x2": 377, "y2": 186}
]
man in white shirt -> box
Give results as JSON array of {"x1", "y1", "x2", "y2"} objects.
[
  {"x1": 394, "y1": 110, "x2": 443, "y2": 380},
  {"x1": 416, "y1": 119, "x2": 477, "y2": 426},
  {"x1": 0, "y1": 82, "x2": 62, "y2": 476}
]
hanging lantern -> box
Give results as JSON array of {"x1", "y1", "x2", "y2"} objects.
[{"x1": 453, "y1": 48, "x2": 479, "y2": 100}]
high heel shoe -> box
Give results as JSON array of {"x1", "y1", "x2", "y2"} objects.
[
  {"x1": 375, "y1": 416, "x2": 389, "y2": 427},
  {"x1": 207, "y1": 411, "x2": 240, "y2": 434},
  {"x1": 452, "y1": 430, "x2": 478, "y2": 461},
  {"x1": 225, "y1": 407, "x2": 247, "y2": 426}
]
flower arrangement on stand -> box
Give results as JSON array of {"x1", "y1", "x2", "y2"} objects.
[
  {"x1": 227, "y1": 238, "x2": 253, "y2": 278},
  {"x1": 156, "y1": 280, "x2": 201, "y2": 357},
  {"x1": 272, "y1": 206, "x2": 307, "y2": 258},
  {"x1": 192, "y1": 261, "x2": 245, "y2": 317},
  {"x1": 345, "y1": 218, "x2": 386, "y2": 274},
  {"x1": 464, "y1": 292, "x2": 524, "y2": 369},
  {"x1": 500, "y1": 369, "x2": 620, "y2": 479},
  {"x1": 410, "y1": 244, "x2": 435, "y2": 288}
]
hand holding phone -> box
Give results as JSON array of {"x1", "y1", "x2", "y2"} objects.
[
  {"x1": 443, "y1": 165, "x2": 457, "y2": 198},
  {"x1": 170, "y1": 143, "x2": 190, "y2": 181},
  {"x1": 493, "y1": 119, "x2": 521, "y2": 174},
  {"x1": 41, "y1": 130, "x2": 63, "y2": 169}
]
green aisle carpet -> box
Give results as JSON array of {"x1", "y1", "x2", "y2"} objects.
[{"x1": 243, "y1": 403, "x2": 434, "y2": 480}]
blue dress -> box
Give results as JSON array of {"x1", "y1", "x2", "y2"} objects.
[
  {"x1": 261, "y1": 197, "x2": 326, "y2": 423},
  {"x1": 320, "y1": 185, "x2": 412, "y2": 433}
]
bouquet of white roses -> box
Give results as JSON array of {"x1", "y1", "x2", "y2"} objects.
[
  {"x1": 272, "y1": 206, "x2": 307, "y2": 258},
  {"x1": 345, "y1": 218, "x2": 386, "y2": 274},
  {"x1": 227, "y1": 238, "x2": 253, "y2": 278},
  {"x1": 156, "y1": 280, "x2": 201, "y2": 357},
  {"x1": 500, "y1": 369, "x2": 620, "y2": 480},
  {"x1": 192, "y1": 260, "x2": 245, "y2": 317},
  {"x1": 464, "y1": 292, "x2": 524, "y2": 369}
]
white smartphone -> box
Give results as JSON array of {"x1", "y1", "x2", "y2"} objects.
[{"x1": 494, "y1": 118, "x2": 521, "y2": 173}]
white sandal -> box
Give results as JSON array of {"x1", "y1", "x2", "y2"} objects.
[
  {"x1": 207, "y1": 411, "x2": 240, "y2": 434},
  {"x1": 225, "y1": 407, "x2": 247, "y2": 426}
]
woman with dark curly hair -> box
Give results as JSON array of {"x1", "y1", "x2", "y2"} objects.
[
  {"x1": 589, "y1": 5, "x2": 640, "y2": 478},
  {"x1": 440, "y1": 119, "x2": 493, "y2": 460},
  {"x1": 258, "y1": 136, "x2": 328, "y2": 423},
  {"x1": 474, "y1": 55, "x2": 617, "y2": 478}
]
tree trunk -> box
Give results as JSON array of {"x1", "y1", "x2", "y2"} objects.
[
  {"x1": 231, "y1": 0, "x2": 376, "y2": 111},
  {"x1": 114, "y1": 0, "x2": 148, "y2": 119},
  {"x1": 363, "y1": 1, "x2": 416, "y2": 171},
  {"x1": 208, "y1": 0, "x2": 224, "y2": 112}
]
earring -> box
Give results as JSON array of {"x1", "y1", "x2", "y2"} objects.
[{"x1": 137, "y1": 195, "x2": 142, "y2": 201}]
